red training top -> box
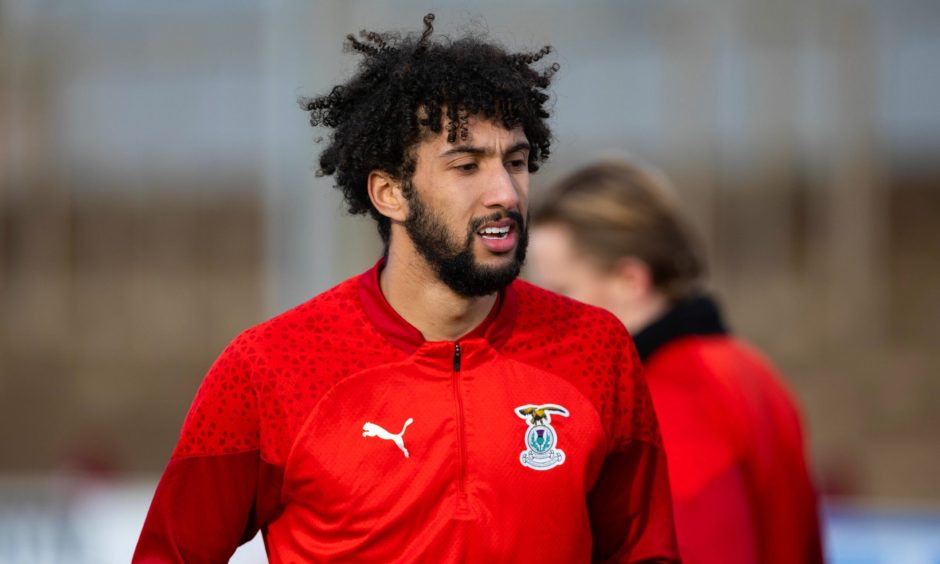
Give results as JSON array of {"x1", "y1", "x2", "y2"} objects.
[
  {"x1": 634, "y1": 296, "x2": 823, "y2": 564},
  {"x1": 134, "y1": 261, "x2": 679, "y2": 563}
]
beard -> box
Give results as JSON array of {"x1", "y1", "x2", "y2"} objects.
[{"x1": 403, "y1": 186, "x2": 527, "y2": 298}]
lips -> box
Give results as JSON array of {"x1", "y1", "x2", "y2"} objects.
[{"x1": 476, "y1": 217, "x2": 517, "y2": 253}]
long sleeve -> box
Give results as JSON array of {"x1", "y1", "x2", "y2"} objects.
[
  {"x1": 134, "y1": 453, "x2": 283, "y2": 563},
  {"x1": 588, "y1": 441, "x2": 679, "y2": 563},
  {"x1": 741, "y1": 362, "x2": 824, "y2": 564},
  {"x1": 588, "y1": 345, "x2": 680, "y2": 563},
  {"x1": 134, "y1": 339, "x2": 282, "y2": 563}
]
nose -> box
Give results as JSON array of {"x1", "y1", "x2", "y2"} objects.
[{"x1": 482, "y1": 165, "x2": 522, "y2": 211}]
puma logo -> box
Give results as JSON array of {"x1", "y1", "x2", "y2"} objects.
[{"x1": 362, "y1": 418, "x2": 414, "y2": 458}]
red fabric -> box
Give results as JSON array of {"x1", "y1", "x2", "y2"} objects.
[
  {"x1": 134, "y1": 453, "x2": 282, "y2": 563},
  {"x1": 135, "y1": 261, "x2": 678, "y2": 562},
  {"x1": 644, "y1": 335, "x2": 823, "y2": 564}
]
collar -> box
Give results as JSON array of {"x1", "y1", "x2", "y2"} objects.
[
  {"x1": 356, "y1": 258, "x2": 518, "y2": 356},
  {"x1": 633, "y1": 294, "x2": 729, "y2": 362}
]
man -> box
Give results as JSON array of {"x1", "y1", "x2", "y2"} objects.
[
  {"x1": 135, "y1": 16, "x2": 679, "y2": 563},
  {"x1": 529, "y1": 159, "x2": 824, "y2": 564}
]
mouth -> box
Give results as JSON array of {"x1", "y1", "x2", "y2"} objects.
[
  {"x1": 478, "y1": 219, "x2": 513, "y2": 240},
  {"x1": 475, "y1": 217, "x2": 518, "y2": 254}
]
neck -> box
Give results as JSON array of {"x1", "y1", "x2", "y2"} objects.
[
  {"x1": 616, "y1": 292, "x2": 671, "y2": 335},
  {"x1": 380, "y1": 237, "x2": 498, "y2": 342},
  {"x1": 631, "y1": 293, "x2": 728, "y2": 361}
]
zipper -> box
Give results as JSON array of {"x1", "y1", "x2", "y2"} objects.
[{"x1": 452, "y1": 342, "x2": 470, "y2": 515}]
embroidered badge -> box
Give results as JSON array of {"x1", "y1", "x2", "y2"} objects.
[
  {"x1": 515, "y1": 404, "x2": 569, "y2": 470},
  {"x1": 362, "y1": 418, "x2": 414, "y2": 458}
]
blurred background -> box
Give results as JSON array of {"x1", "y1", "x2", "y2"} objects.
[{"x1": 1, "y1": 0, "x2": 938, "y2": 562}]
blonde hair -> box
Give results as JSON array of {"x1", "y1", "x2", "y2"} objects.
[{"x1": 533, "y1": 159, "x2": 706, "y2": 299}]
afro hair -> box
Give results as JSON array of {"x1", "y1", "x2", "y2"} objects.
[{"x1": 300, "y1": 13, "x2": 559, "y2": 243}]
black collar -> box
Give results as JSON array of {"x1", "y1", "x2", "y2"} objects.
[{"x1": 633, "y1": 295, "x2": 728, "y2": 363}]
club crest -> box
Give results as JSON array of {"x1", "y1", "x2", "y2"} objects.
[{"x1": 515, "y1": 404, "x2": 569, "y2": 471}]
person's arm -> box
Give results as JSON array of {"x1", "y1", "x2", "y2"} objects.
[
  {"x1": 721, "y1": 348, "x2": 823, "y2": 564},
  {"x1": 588, "y1": 338, "x2": 680, "y2": 563},
  {"x1": 134, "y1": 339, "x2": 281, "y2": 563},
  {"x1": 739, "y1": 357, "x2": 824, "y2": 564},
  {"x1": 587, "y1": 440, "x2": 679, "y2": 563}
]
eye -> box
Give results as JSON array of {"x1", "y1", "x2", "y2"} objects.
[
  {"x1": 505, "y1": 152, "x2": 529, "y2": 172},
  {"x1": 455, "y1": 162, "x2": 478, "y2": 173}
]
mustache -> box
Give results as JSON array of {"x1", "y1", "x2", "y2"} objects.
[{"x1": 468, "y1": 210, "x2": 527, "y2": 233}]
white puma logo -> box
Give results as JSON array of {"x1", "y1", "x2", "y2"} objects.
[{"x1": 362, "y1": 418, "x2": 414, "y2": 458}]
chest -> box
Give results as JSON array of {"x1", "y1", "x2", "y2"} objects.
[{"x1": 279, "y1": 358, "x2": 608, "y2": 525}]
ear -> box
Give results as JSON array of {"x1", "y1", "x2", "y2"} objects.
[
  {"x1": 367, "y1": 170, "x2": 409, "y2": 223},
  {"x1": 612, "y1": 256, "x2": 654, "y2": 300}
]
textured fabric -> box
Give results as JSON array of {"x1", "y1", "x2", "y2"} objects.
[
  {"x1": 637, "y1": 298, "x2": 823, "y2": 564},
  {"x1": 134, "y1": 261, "x2": 679, "y2": 563}
]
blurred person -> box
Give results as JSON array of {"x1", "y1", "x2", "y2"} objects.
[
  {"x1": 529, "y1": 159, "x2": 824, "y2": 564},
  {"x1": 134, "y1": 16, "x2": 679, "y2": 563}
]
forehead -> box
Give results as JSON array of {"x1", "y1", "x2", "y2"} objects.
[{"x1": 418, "y1": 114, "x2": 528, "y2": 153}]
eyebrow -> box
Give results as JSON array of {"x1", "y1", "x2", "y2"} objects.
[{"x1": 437, "y1": 141, "x2": 531, "y2": 159}]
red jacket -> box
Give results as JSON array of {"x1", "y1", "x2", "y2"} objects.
[
  {"x1": 135, "y1": 262, "x2": 679, "y2": 563},
  {"x1": 634, "y1": 296, "x2": 823, "y2": 564}
]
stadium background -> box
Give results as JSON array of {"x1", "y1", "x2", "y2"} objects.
[{"x1": 2, "y1": 1, "x2": 938, "y2": 561}]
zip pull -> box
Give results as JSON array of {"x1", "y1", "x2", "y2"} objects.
[{"x1": 453, "y1": 342, "x2": 462, "y2": 372}]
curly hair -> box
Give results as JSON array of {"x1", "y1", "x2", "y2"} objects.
[{"x1": 300, "y1": 13, "x2": 558, "y2": 243}]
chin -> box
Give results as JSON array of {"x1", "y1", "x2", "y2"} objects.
[{"x1": 476, "y1": 253, "x2": 516, "y2": 268}]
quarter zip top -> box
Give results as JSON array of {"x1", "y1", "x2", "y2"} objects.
[
  {"x1": 453, "y1": 342, "x2": 462, "y2": 372},
  {"x1": 451, "y1": 340, "x2": 471, "y2": 517}
]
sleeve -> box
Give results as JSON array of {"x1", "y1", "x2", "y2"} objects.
[
  {"x1": 587, "y1": 335, "x2": 680, "y2": 563},
  {"x1": 738, "y1": 359, "x2": 824, "y2": 564},
  {"x1": 133, "y1": 338, "x2": 282, "y2": 563}
]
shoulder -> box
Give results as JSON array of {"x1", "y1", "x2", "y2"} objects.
[
  {"x1": 649, "y1": 335, "x2": 802, "y2": 415},
  {"x1": 172, "y1": 275, "x2": 367, "y2": 459},
  {"x1": 510, "y1": 279, "x2": 631, "y2": 346},
  {"x1": 195, "y1": 274, "x2": 368, "y2": 392},
  {"x1": 650, "y1": 335, "x2": 780, "y2": 383},
  {"x1": 504, "y1": 279, "x2": 639, "y2": 389},
  {"x1": 236, "y1": 276, "x2": 362, "y2": 349},
  {"x1": 508, "y1": 281, "x2": 660, "y2": 448}
]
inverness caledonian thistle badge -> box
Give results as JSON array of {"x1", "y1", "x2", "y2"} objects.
[{"x1": 515, "y1": 404, "x2": 569, "y2": 471}]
